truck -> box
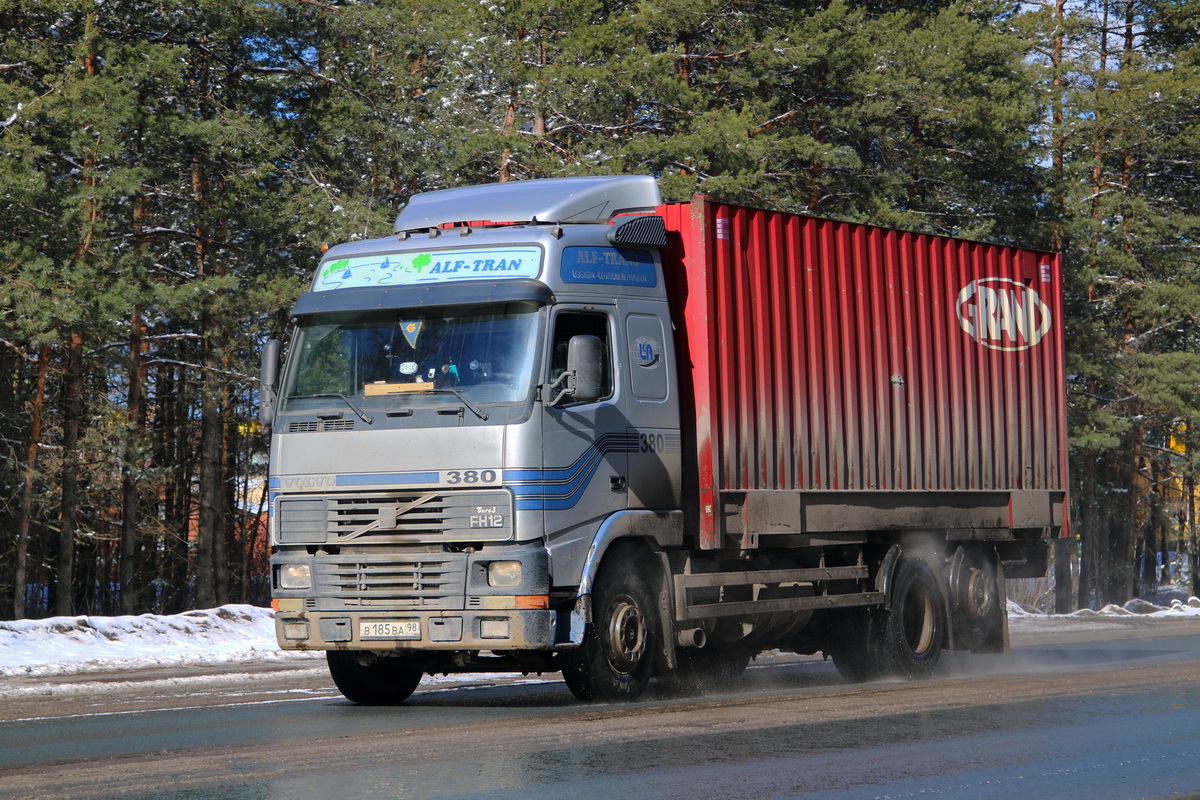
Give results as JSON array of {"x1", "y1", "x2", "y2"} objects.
[{"x1": 260, "y1": 175, "x2": 1068, "y2": 704}]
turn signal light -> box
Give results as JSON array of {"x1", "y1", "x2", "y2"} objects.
[{"x1": 515, "y1": 595, "x2": 549, "y2": 609}]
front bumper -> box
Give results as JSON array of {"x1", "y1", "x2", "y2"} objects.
[{"x1": 275, "y1": 608, "x2": 556, "y2": 651}]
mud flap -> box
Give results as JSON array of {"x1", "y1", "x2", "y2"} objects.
[
  {"x1": 654, "y1": 550, "x2": 677, "y2": 671},
  {"x1": 561, "y1": 595, "x2": 590, "y2": 648},
  {"x1": 875, "y1": 543, "x2": 904, "y2": 606}
]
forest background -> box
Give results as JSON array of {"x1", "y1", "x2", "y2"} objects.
[{"x1": 2, "y1": 0, "x2": 1199, "y2": 619}]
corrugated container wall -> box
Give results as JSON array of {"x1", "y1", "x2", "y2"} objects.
[{"x1": 659, "y1": 196, "x2": 1068, "y2": 548}]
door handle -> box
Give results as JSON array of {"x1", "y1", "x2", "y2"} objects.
[{"x1": 610, "y1": 476, "x2": 627, "y2": 493}]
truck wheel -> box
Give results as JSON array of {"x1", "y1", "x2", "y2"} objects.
[
  {"x1": 877, "y1": 556, "x2": 945, "y2": 679},
  {"x1": 327, "y1": 650, "x2": 424, "y2": 705},
  {"x1": 667, "y1": 643, "x2": 755, "y2": 694},
  {"x1": 561, "y1": 562, "x2": 659, "y2": 702},
  {"x1": 948, "y1": 546, "x2": 1000, "y2": 651}
]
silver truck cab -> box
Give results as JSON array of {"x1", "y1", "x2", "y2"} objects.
[{"x1": 263, "y1": 176, "x2": 683, "y2": 698}]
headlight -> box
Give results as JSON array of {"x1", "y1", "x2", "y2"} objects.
[
  {"x1": 278, "y1": 563, "x2": 312, "y2": 590},
  {"x1": 487, "y1": 560, "x2": 522, "y2": 588}
]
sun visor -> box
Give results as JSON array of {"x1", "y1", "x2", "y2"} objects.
[{"x1": 292, "y1": 279, "x2": 555, "y2": 317}]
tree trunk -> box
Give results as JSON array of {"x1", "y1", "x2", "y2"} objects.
[
  {"x1": 120, "y1": 310, "x2": 145, "y2": 614},
  {"x1": 499, "y1": 85, "x2": 518, "y2": 182},
  {"x1": 1077, "y1": 450, "x2": 1096, "y2": 609},
  {"x1": 1050, "y1": 0, "x2": 1065, "y2": 251},
  {"x1": 160, "y1": 363, "x2": 194, "y2": 613},
  {"x1": 193, "y1": 150, "x2": 221, "y2": 610},
  {"x1": 55, "y1": 11, "x2": 101, "y2": 617},
  {"x1": 1187, "y1": 474, "x2": 1198, "y2": 598},
  {"x1": 55, "y1": 333, "x2": 84, "y2": 616},
  {"x1": 1156, "y1": 517, "x2": 1166, "y2": 587},
  {"x1": 1113, "y1": 433, "x2": 1143, "y2": 603},
  {"x1": 214, "y1": 347, "x2": 233, "y2": 605},
  {"x1": 1054, "y1": 538, "x2": 1074, "y2": 613},
  {"x1": 196, "y1": 377, "x2": 221, "y2": 609},
  {"x1": 14, "y1": 343, "x2": 50, "y2": 619}
]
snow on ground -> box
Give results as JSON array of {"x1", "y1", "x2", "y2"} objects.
[
  {"x1": 0, "y1": 605, "x2": 320, "y2": 678},
  {"x1": 0, "y1": 606, "x2": 553, "y2": 701},
  {"x1": 1, "y1": 597, "x2": 1199, "y2": 680},
  {"x1": 1008, "y1": 595, "x2": 1200, "y2": 619}
]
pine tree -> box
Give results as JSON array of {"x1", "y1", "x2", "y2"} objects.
[{"x1": 1038, "y1": 0, "x2": 1200, "y2": 605}]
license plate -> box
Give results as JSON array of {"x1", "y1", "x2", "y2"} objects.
[{"x1": 359, "y1": 619, "x2": 420, "y2": 640}]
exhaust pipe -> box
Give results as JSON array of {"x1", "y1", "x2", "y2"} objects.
[{"x1": 676, "y1": 627, "x2": 707, "y2": 648}]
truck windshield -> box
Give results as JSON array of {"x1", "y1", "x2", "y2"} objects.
[{"x1": 281, "y1": 301, "x2": 540, "y2": 414}]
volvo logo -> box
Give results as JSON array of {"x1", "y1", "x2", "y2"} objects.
[
  {"x1": 956, "y1": 277, "x2": 1052, "y2": 352},
  {"x1": 281, "y1": 474, "x2": 336, "y2": 489}
]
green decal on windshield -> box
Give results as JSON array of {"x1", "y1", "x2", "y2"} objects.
[{"x1": 314, "y1": 247, "x2": 542, "y2": 291}]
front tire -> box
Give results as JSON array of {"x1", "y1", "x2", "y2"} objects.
[
  {"x1": 327, "y1": 650, "x2": 424, "y2": 705},
  {"x1": 561, "y1": 562, "x2": 660, "y2": 702}
]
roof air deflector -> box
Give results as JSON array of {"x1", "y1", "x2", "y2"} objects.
[{"x1": 393, "y1": 175, "x2": 662, "y2": 232}]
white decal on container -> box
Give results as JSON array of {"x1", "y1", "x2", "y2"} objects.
[
  {"x1": 956, "y1": 278, "x2": 1052, "y2": 352},
  {"x1": 715, "y1": 217, "x2": 731, "y2": 241}
]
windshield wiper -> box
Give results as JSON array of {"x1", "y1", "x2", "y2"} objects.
[
  {"x1": 422, "y1": 386, "x2": 489, "y2": 421},
  {"x1": 287, "y1": 393, "x2": 374, "y2": 425}
]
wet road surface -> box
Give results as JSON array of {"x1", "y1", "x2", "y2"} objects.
[{"x1": 2, "y1": 618, "x2": 1199, "y2": 799}]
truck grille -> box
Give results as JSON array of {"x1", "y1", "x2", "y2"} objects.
[
  {"x1": 312, "y1": 552, "x2": 467, "y2": 608},
  {"x1": 288, "y1": 420, "x2": 355, "y2": 433},
  {"x1": 277, "y1": 489, "x2": 513, "y2": 544}
]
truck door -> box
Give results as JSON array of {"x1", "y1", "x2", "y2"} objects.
[
  {"x1": 618, "y1": 299, "x2": 682, "y2": 510},
  {"x1": 541, "y1": 307, "x2": 630, "y2": 575}
]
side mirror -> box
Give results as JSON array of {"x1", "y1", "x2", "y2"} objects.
[
  {"x1": 258, "y1": 339, "x2": 281, "y2": 430},
  {"x1": 567, "y1": 334, "x2": 603, "y2": 403}
]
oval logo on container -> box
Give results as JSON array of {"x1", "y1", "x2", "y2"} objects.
[
  {"x1": 632, "y1": 337, "x2": 660, "y2": 367},
  {"x1": 956, "y1": 278, "x2": 1052, "y2": 351}
]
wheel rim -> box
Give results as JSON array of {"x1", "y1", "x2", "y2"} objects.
[
  {"x1": 902, "y1": 583, "x2": 936, "y2": 656},
  {"x1": 602, "y1": 593, "x2": 647, "y2": 675},
  {"x1": 966, "y1": 567, "x2": 995, "y2": 619}
]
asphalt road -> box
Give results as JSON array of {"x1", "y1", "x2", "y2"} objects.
[{"x1": 2, "y1": 617, "x2": 1199, "y2": 800}]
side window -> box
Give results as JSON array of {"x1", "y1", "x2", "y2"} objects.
[{"x1": 550, "y1": 312, "x2": 613, "y2": 402}]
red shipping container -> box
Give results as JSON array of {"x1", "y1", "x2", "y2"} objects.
[{"x1": 659, "y1": 196, "x2": 1068, "y2": 550}]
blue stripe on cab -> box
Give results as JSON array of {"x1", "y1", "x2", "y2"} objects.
[
  {"x1": 336, "y1": 472, "x2": 440, "y2": 486},
  {"x1": 506, "y1": 434, "x2": 640, "y2": 511}
]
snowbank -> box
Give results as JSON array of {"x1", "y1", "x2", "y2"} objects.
[
  {"x1": 1006, "y1": 595, "x2": 1200, "y2": 619},
  {"x1": 0, "y1": 605, "x2": 318, "y2": 678},
  {"x1": 3, "y1": 598, "x2": 1199, "y2": 680}
]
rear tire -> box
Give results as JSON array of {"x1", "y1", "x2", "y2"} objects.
[
  {"x1": 327, "y1": 650, "x2": 424, "y2": 705},
  {"x1": 561, "y1": 561, "x2": 660, "y2": 702},
  {"x1": 876, "y1": 556, "x2": 945, "y2": 679},
  {"x1": 830, "y1": 556, "x2": 946, "y2": 682},
  {"x1": 948, "y1": 545, "x2": 1000, "y2": 651}
]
